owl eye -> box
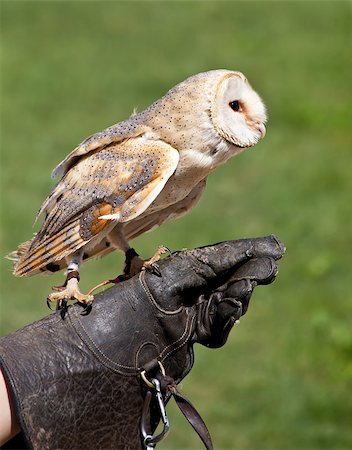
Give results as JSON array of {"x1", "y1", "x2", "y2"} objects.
[{"x1": 229, "y1": 100, "x2": 241, "y2": 112}]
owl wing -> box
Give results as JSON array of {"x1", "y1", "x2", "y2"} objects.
[
  {"x1": 51, "y1": 117, "x2": 150, "y2": 179},
  {"x1": 21, "y1": 179, "x2": 207, "y2": 275},
  {"x1": 13, "y1": 137, "x2": 179, "y2": 277},
  {"x1": 124, "y1": 178, "x2": 207, "y2": 240}
]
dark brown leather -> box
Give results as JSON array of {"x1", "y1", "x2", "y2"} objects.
[
  {"x1": 170, "y1": 385, "x2": 213, "y2": 450},
  {"x1": 0, "y1": 235, "x2": 284, "y2": 450}
]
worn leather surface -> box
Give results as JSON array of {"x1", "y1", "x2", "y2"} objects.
[{"x1": 0, "y1": 235, "x2": 284, "y2": 450}]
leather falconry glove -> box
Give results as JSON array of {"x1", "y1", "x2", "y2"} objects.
[{"x1": 0, "y1": 235, "x2": 285, "y2": 450}]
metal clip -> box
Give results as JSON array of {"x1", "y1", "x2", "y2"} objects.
[
  {"x1": 141, "y1": 377, "x2": 170, "y2": 449},
  {"x1": 140, "y1": 361, "x2": 166, "y2": 389}
]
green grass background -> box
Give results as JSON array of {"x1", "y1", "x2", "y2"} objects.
[{"x1": 1, "y1": 1, "x2": 351, "y2": 449}]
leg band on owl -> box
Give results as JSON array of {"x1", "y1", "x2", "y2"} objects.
[
  {"x1": 66, "y1": 271, "x2": 80, "y2": 282},
  {"x1": 67, "y1": 261, "x2": 80, "y2": 273}
]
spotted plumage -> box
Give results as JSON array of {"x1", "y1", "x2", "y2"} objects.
[{"x1": 10, "y1": 69, "x2": 267, "y2": 304}]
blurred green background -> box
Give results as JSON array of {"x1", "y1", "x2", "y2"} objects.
[{"x1": 1, "y1": 1, "x2": 351, "y2": 449}]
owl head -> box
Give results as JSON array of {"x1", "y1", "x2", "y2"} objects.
[
  {"x1": 145, "y1": 69, "x2": 267, "y2": 160},
  {"x1": 210, "y1": 70, "x2": 267, "y2": 149}
]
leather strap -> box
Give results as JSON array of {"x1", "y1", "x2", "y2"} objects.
[
  {"x1": 171, "y1": 388, "x2": 213, "y2": 450},
  {"x1": 140, "y1": 367, "x2": 213, "y2": 450},
  {"x1": 66, "y1": 270, "x2": 80, "y2": 282}
]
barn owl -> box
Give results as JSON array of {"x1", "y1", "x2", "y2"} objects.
[{"x1": 11, "y1": 69, "x2": 267, "y2": 309}]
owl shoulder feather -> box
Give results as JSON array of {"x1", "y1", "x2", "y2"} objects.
[{"x1": 52, "y1": 114, "x2": 151, "y2": 179}]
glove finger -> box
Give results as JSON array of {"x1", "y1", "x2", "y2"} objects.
[
  {"x1": 218, "y1": 279, "x2": 253, "y2": 316},
  {"x1": 227, "y1": 256, "x2": 279, "y2": 286},
  {"x1": 143, "y1": 236, "x2": 284, "y2": 309},
  {"x1": 219, "y1": 278, "x2": 253, "y2": 299},
  {"x1": 183, "y1": 235, "x2": 284, "y2": 281},
  {"x1": 218, "y1": 257, "x2": 278, "y2": 316}
]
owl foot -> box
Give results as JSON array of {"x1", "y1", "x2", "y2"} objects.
[
  {"x1": 86, "y1": 246, "x2": 170, "y2": 297},
  {"x1": 141, "y1": 245, "x2": 170, "y2": 276},
  {"x1": 124, "y1": 246, "x2": 170, "y2": 277},
  {"x1": 47, "y1": 274, "x2": 93, "y2": 317}
]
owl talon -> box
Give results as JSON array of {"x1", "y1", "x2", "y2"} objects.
[
  {"x1": 47, "y1": 277, "x2": 93, "y2": 310},
  {"x1": 148, "y1": 245, "x2": 170, "y2": 264},
  {"x1": 143, "y1": 262, "x2": 162, "y2": 277},
  {"x1": 141, "y1": 245, "x2": 169, "y2": 276},
  {"x1": 80, "y1": 301, "x2": 93, "y2": 316},
  {"x1": 57, "y1": 299, "x2": 68, "y2": 310},
  {"x1": 46, "y1": 299, "x2": 55, "y2": 311},
  {"x1": 58, "y1": 300, "x2": 69, "y2": 319}
]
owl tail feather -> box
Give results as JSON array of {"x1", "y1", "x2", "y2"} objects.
[
  {"x1": 6, "y1": 239, "x2": 33, "y2": 264},
  {"x1": 10, "y1": 220, "x2": 84, "y2": 277}
]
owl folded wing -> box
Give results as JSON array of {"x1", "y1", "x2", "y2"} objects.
[
  {"x1": 51, "y1": 119, "x2": 151, "y2": 179},
  {"x1": 13, "y1": 137, "x2": 179, "y2": 276}
]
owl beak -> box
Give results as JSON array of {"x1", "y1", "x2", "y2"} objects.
[{"x1": 256, "y1": 123, "x2": 266, "y2": 139}]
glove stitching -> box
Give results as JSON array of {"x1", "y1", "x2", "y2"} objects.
[
  {"x1": 160, "y1": 313, "x2": 197, "y2": 360},
  {"x1": 68, "y1": 303, "x2": 194, "y2": 374},
  {"x1": 139, "y1": 271, "x2": 200, "y2": 359},
  {"x1": 68, "y1": 310, "x2": 137, "y2": 373},
  {"x1": 139, "y1": 271, "x2": 184, "y2": 315},
  {"x1": 135, "y1": 342, "x2": 160, "y2": 369}
]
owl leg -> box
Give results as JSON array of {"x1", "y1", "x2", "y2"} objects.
[
  {"x1": 86, "y1": 226, "x2": 169, "y2": 297},
  {"x1": 122, "y1": 246, "x2": 169, "y2": 277},
  {"x1": 108, "y1": 226, "x2": 168, "y2": 277},
  {"x1": 104, "y1": 226, "x2": 142, "y2": 277},
  {"x1": 47, "y1": 249, "x2": 93, "y2": 315}
]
